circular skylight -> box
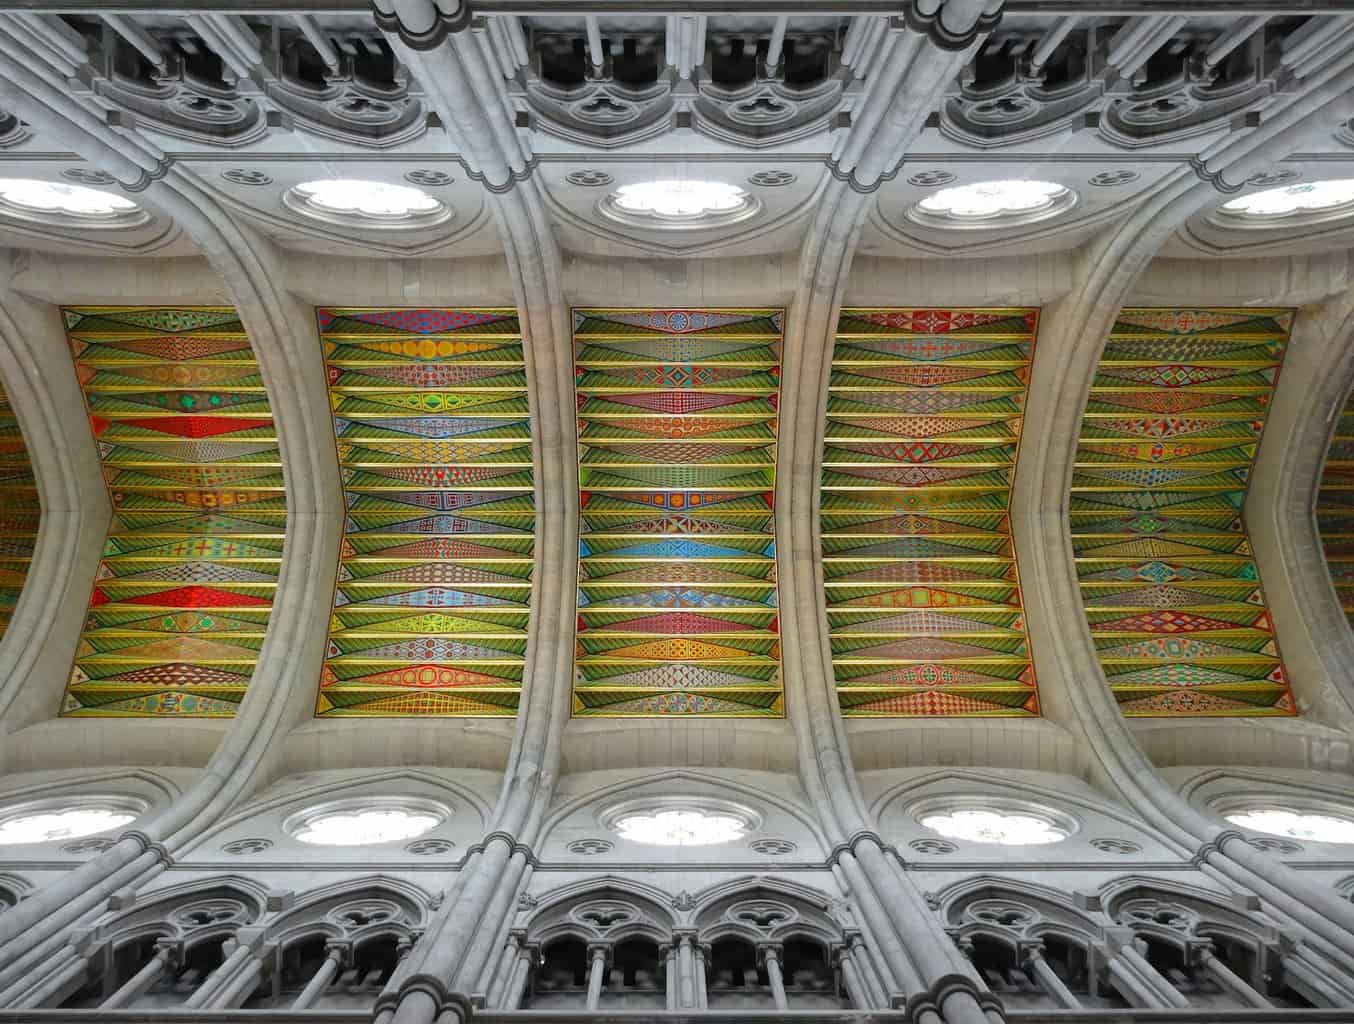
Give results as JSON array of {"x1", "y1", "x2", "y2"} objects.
[
  {"x1": 908, "y1": 179, "x2": 1074, "y2": 229},
  {"x1": 1215, "y1": 179, "x2": 1354, "y2": 227},
  {"x1": 293, "y1": 808, "x2": 440, "y2": 846},
  {"x1": 919, "y1": 808, "x2": 1069, "y2": 846},
  {"x1": 285, "y1": 797, "x2": 448, "y2": 847},
  {"x1": 599, "y1": 179, "x2": 759, "y2": 229},
  {"x1": 0, "y1": 178, "x2": 145, "y2": 229},
  {"x1": 285, "y1": 178, "x2": 449, "y2": 229},
  {"x1": 0, "y1": 805, "x2": 136, "y2": 845},
  {"x1": 1226, "y1": 808, "x2": 1354, "y2": 844},
  {"x1": 614, "y1": 809, "x2": 748, "y2": 847}
]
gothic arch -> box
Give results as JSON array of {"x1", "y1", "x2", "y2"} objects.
[
  {"x1": 525, "y1": 878, "x2": 675, "y2": 948},
  {"x1": 99, "y1": 877, "x2": 268, "y2": 949},
  {"x1": 538, "y1": 768, "x2": 827, "y2": 853},
  {"x1": 693, "y1": 878, "x2": 840, "y2": 946},
  {"x1": 266, "y1": 877, "x2": 429, "y2": 951},
  {"x1": 937, "y1": 876, "x2": 1103, "y2": 954},
  {"x1": 871, "y1": 767, "x2": 1185, "y2": 854},
  {"x1": 182, "y1": 767, "x2": 491, "y2": 854},
  {"x1": 1100, "y1": 877, "x2": 1283, "y2": 955}
]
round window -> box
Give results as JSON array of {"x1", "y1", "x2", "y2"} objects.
[
  {"x1": 598, "y1": 179, "x2": 759, "y2": 230},
  {"x1": 284, "y1": 178, "x2": 450, "y2": 230},
  {"x1": 1226, "y1": 807, "x2": 1354, "y2": 844},
  {"x1": 0, "y1": 797, "x2": 144, "y2": 844},
  {"x1": 0, "y1": 178, "x2": 147, "y2": 229},
  {"x1": 907, "y1": 179, "x2": 1075, "y2": 230},
  {"x1": 1212, "y1": 179, "x2": 1354, "y2": 229},
  {"x1": 285, "y1": 797, "x2": 449, "y2": 847},
  {"x1": 601, "y1": 798, "x2": 760, "y2": 847},
  {"x1": 911, "y1": 797, "x2": 1076, "y2": 846}
]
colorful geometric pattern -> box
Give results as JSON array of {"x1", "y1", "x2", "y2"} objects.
[
  {"x1": 61, "y1": 308, "x2": 283, "y2": 717},
  {"x1": 822, "y1": 309, "x2": 1040, "y2": 717},
  {"x1": 0, "y1": 373, "x2": 38, "y2": 644},
  {"x1": 573, "y1": 309, "x2": 783, "y2": 716},
  {"x1": 315, "y1": 308, "x2": 532, "y2": 717},
  {"x1": 1071, "y1": 308, "x2": 1295, "y2": 717},
  {"x1": 1316, "y1": 380, "x2": 1354, "y2": 632}
]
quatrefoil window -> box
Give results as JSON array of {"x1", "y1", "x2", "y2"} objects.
[
  {"x1": 577, "y1": 905, "x2": 634, "y2": 930},
  {"x1": 737, "y1": 908, "x2": 787, "y2": 927},
  {"x1": 1123, "y1": 901, "x2": 1194, "y2": 931},
  {"x1": 340, "y1": 908, "x2": 391, "y2": 927},
  {"x1": 173, "y1": 901, "x2": 246, "y2": 931},
  {"x1": 577, "y1": 95, "x2": 633, "y2": 120},
  {"x1": 975, "y1": 907, "x2": 1034, "y2": 928},
  {"x1": 971, "y1": 96, "x2": 1032, "y2": 118},
  {"x1": 732, "y1": 95, "x2": 791, "y2": 122},
  {"x1": 726, "y1": 899, "x2": 795, "y2": 931}
]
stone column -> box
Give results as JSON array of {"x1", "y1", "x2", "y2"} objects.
[
  {"x1": 584, "y1": 943, "x2": 609, "y2": 1011},
  {"x1": 846, "y1": 930, "x2": 888, "y2": 1009},
  {"x1": 212, "y1": 948, "x2": 269, "y2": 1009},
  {"x1": 101, "y1": 943, "x2": 176, "y2": 1009},
  {"x1": 12, "y1": 946, "x2": 90, "y2": 1008},
  {"x1": 291, "y1": 945, "x2": 345, "y2": 1011},
  {"x1": 695, "y1": 943, "x2": 709, "y2": 1009},
  {"x1": 183, "y1": 939, "x2": 252, "y2": 1009},
  {"x1": 675, "y1": 931, "x2": 697, "y2": 1008},
  {"x1": 486, "y1": 930, "x2": 523, "y2": 1008},
  {"x1": 951, "y1": 937, "x2": 1003, "y2": 1024},
  {"x1": 759, "y1": 943, "x2": 788, "y2": 1011},
  {"x1": 661, "y1": 944, "x2": 677, "y2": 1010},
  {"x1": 1197, "y1": 943, "x2": 1270, "y2": 1008},
  {"x1": 504, "y1": 943, "x2": 537, "y2": 1011},
  {"x1": 1096, "y1": 936, "x2": 1184, "y2": 1010},
  {"x1": 1102, "y1": 954, "x2": 1166, "y2": 1008},
  {"x1": 1023, "y1": 944, "x2": 1079, "y2": 1010},
  {"x1": 1122, "y1": 941, "x2": 1188, "y2": 1010},
  {"x1": 833, "y1": 943, "x2": 867, "y2": 1009},
  {"x1": 1280, "y1": 946, "x2": 1354, "y2": 1008}
]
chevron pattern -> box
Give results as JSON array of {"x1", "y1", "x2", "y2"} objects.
[
  {"x1": 1071, "y1": 308, "x2": 1294, "y2": 716},
  {"x1": 573, "y1": 308, "x2": 784, "y2": 716},
  {"x1": 316, "y1": 308, "x2": 533, "y2": 717},
  {"x1": 61, "y1": 307, "x2": 283, "y2": 717},
  {"x1": 823, "y1": 308, "x2": 1040, "y2": 717},
  {"x1": 1317, "y1": 381, "x2": 1354, "y2": 632},
  {"x1": 0, "y1": 373, "x2": 38, "y2": 644}
]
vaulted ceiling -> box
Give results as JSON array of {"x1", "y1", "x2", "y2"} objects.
[{"x1": 0, "y1": 5, "x2": 1349, "y2": 781}]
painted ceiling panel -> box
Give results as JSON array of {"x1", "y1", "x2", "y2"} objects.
[
  {"x1": 1316, "y1": 382, "x2": 1354, "y2": 633},
  {"x1": 61, "y1": 307, "x2": 282, "y2": 717},
  {"x1": 316, "y1": 308, "x2": 533, "y2": 717},
  {"x1": 0, "y1": 374, "x2": 38, "y2": 645},
  {"x1": 1071, "y1": 307, "x2": 1294, "y2": 717},
  {"x1": 573, "y1": 308, "x2": 784, "y2": 717},
  {"x1": 823, "y1": 308, "x2": 1040, "y2": 717}
]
